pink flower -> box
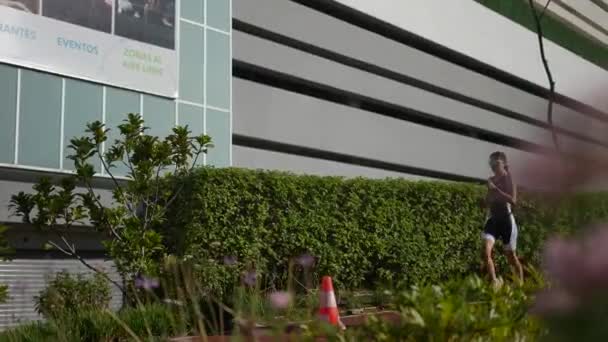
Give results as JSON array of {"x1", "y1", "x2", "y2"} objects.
[
  {"x1": 518, "y1": 157, "x2": 565, "y2": 191},
  {"x1": 295, "y1": 254, "x2": 315, "y2": 268},
  {"x1": 531, "y1": 288, "x2": 578, "y2": 316},
  {"x1": 242, "y1": 271, "x2": 257, "y2": 287},
  {"x1": 135, "y1": 276, "x2": 159, "y2": 290},
  {"x1": 223, "y1": 255, "x2": 238, "y2": 266},
  {"x1": 541, "y1": 226, "x2": 608, "y2": 296},
  {"x1": 518, "y1": 150, "x2": 608, "y2": 193},
  {"x1": 269, "y1": 291, "x2": 292, "y2": 309},
  {"x1": 581, "y1": 226, "x2": 608, "y2": 285},
  {"x1": 543, "y1": 237, "x2": 583, "y2": 290}
]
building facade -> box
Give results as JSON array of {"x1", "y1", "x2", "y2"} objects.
[
  {"x1": 231, "y1": 0, "x2": 608, "y2": 185},
  {"x1": 0, "y1": 0, "x2": 607, "y2": 329},
  {"x1": 0, "y1": 0, "x2": 232, "y2": 328}
]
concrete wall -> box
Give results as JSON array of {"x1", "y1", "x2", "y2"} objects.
[
  {"x1": 335, "y1": 0, "x2": 608, "y2": 111},
  {"x1": 231, "y1": 0, "x2": 607, "y2": 185}
]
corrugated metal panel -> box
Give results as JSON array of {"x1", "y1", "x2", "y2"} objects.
[{"x1": 0, "y1": 259, "x2": 123, "y2": 330}]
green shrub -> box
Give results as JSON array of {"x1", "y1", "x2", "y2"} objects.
[
  {"x1": 0, "y1": 304, "x2": 186, "y2": 342},
  {"x1": 0, "y1": 277, "x2": 546, "y2": 342},
  {"x1": 34, "y1": 271, "x2": 111, "y2": 319},
  {"x1": 9, "y1": 115, "x2": 213, "y2": 288},
  {"x1": 343, "y1": 274, "x2": 547, "y2": 341},
  {"x1": 167, "y1": 168, "x2": 608, "y2": 293},
  {"x1": 0, "y1": 321, "x2": 58, "y2": 342},
  {"x1": 0, "y1": 225, "x2": 13, "y2": 305},
  {"x1": 119, "y1": 303, "x2": 186, "y2": 338},
  {"x1": 51, "y1": 310, "x2": 117, "y2": 342}
]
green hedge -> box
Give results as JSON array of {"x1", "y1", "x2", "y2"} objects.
[{"x1": 167, "y1": 168, "x2": 608, "y2": 292}]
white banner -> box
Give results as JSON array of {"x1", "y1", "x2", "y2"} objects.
[{"x1": 0, "y1": 0, "x2": 177, "y2": 98}]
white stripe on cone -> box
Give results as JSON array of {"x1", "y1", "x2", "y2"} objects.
[{"x1": 324, "y1": 290, "x2": 337, "y2": 308}]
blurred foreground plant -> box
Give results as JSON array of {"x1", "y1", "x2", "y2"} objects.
[
  {"x1": 1, "y1": 261, "x2": 549, "y2": 341},
  {"x1": 351, "y1": 274, "x2": 546, "y2": 341},
  {"x1": 518, "y1": 92, "x2": 608, "y2": 340},
  {"x1": 0, "y1": 304, "x2": 186, "y2": 342},
  {"x1": 532, "y1": 225, "x2": 608, "y2": 341}
]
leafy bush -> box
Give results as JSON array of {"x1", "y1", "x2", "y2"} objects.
[
  {"x1": 0, "y1": 321, "x2": 58, "y2": 342},
  {"x1": 0, "y1": 304, "x2": 186, "y2": 342},
  {"x1": 168, "y1": 168, "x2": 608, "y2": 293},
  {"x1": 51, "y1": 310, "x2": 117, "y2": 342},
  {"x1": 1, "y1": 275, "x2": 546, "y2": 342},
  {"x1": 34, "y1": 271, "x2": 111, "y2": 319},
  {"x1": 0, "y1": 225, "x2": 11, "y2": 305},
  {"x1": 9, "y1": 114, "x2": 212, "y2": 291},
  {"x1": 119, "y1": 303, "x2": 186, "y2": 338},
  {"x1": 344, "y1": 275, "x2": 546, "y2": 341}
]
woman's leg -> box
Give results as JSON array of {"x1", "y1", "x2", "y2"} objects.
[
  {"x1": 505, "y1": 250, "x2": 523, "y2": 283},
  {"x1": 483, "y1": 238, "x2": 498, "y2": 283},
  {"x1": 505, "y1": 215, "x2": 523, "y2": 283}
]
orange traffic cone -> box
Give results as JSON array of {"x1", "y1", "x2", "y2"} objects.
[{"x1": 318, "y1": 276, "x2": 345, "y2": 330}]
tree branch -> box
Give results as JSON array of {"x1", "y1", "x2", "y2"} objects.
[
  {"x1": 539, "y1": 0, "x2": 553, "y2": 19},
  {"x1": 48, "y1": 240, "x2": 72, "y2": 256},
  {"x1": 97, "y1": 145, "x2": 135, "y2": 216},
  {"x1": 124, "y1": 145, "x2": 138, "y2": 180},
  {"x1": 82, "y1": 178, "x2": 123, "y2": 242},
  {"x1": 528, "y1": 0, "x2": 560, "y2": 154},
  {"x1": 48, "y1": 233, "x2": 127, "y2": 297},
  {"x1": 143, "y1": 163, "x2": 167, "y2": 231},
  {"x1": 72, "y1": 251, "x2": 127, "y2": 297},
  {"x1": 162, "y1": 146, "x2": 204, "y2": 212},
  {"x1": 153, "y1": 164, "x2": 164, "y2": 209},
  {"x1": 190, "y1": 148, "x2": 204, "y2": 173}
]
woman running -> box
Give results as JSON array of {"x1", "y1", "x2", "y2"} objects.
[{"x1": 482, "y1": 151, "x2": 523, "y2": 285}]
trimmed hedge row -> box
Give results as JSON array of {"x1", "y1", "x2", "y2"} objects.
[{"x1": 167, "y1": 168, "x2": 608, "y2": 292}]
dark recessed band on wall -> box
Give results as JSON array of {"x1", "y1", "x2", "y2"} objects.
[
  {"x1": 233, "y1": 134, "x2": 485, "y2": 184},
  {"x1": 0, "y1": 165, "x2": 123, "y2": 189},
  {"x1": 233, "y1": 19, "x2": 608, "y2": 149},
  {"x1": 289, "y1": 0, "x2": 608, "y2": 122},
  {"x1": 590, "y1": 0, "x2": 608, "y2": 12},
  {"x1": 234, "y1": 60, "x2": 608, "y2": 171},
  {"x1": 233, "y1": 59, "x2": 554, "y2": 156}
]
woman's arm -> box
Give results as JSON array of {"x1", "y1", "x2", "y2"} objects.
[
  {"x1": 479, "y1": 193, "x2": 490, "y2": 209},
  {"x1": 492, "y1": 175, "x2": 517, "y2": 205},
  {"x1": 510, "y1": 176, "x2": 517, "y2": 204}
]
